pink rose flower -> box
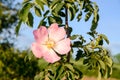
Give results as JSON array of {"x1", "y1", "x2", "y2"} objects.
[{"x1": 31, "y1": 23, "x2": 71, "y2": 63}]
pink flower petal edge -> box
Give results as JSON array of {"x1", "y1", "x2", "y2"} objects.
[
  {"x1": 33, "y1": 26, "x2": 48, "y2": 43},
  {"x1": 48, "y1": 23, "x2": 66, "y2": 42},
  {"x1": 31, "y1": 42, "x2": 43, "y2": 58},
  {"x1": 43, "y1": 49, "x2": 61, "y2": 63},
  {"x1": 54, "y1": 38, "x2": 71, "y2": 55}
]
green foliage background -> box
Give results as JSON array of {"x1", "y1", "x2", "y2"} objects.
[
  {"x1": 0, "y1": 45, "x2": 39, "y2": 80},
  {"x1": 0, "y1": 45, "x2": 120, "y2": 79}
]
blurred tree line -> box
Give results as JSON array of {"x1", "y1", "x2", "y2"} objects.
[
  {"x1": 0, "y1": 0, "x2": 120, "y2": 80},
  {"x1": 0, "y1": 0, "x2": 39, "y2": 79},
  {"x1": 0, "y1": 0, "x2": 18, "y2": 46}
]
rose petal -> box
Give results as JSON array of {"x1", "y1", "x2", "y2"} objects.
[
  {"x1": 54, "y1": 38, "x2": 71, "y2": 55},
  {"x1": 54, "y1": 38, "x2": 71, "y2": 54},
  {"x1": 33, "y1": 26, "x2": 48, "y2": 44},
  {"x1": 43, "y1": 49, "x2": 61, "y2": 63},
  {"x1": 48, "y1": 23, "x2": 66, "y2": 42},
  {"x1": 31, "y1": 42, "x2": 48, "y2": 58}
]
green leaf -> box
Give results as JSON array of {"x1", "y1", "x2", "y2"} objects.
[
  {"x1": 105, "y1": 56, "x2": 112, "y2": 67},
  {"x1": 68, "y1": 4, "x2": 76, "y2": 21},
  {"x1": 77, "y1": 11, "x2": 82, "y2": 21},
  {"x1": 83, "y1": 58, "x2": 89, "y2": 65},
  {"x1": 65, "y1": 0, "x2": 75, "y2": 3},
  {"x1": 99, "y1": 34, "x2": 109, "y2": 44},
  {"x1": 19, "y1": 2, "x2": 33, "y2": 22},
  {"x1": 84, "y1": 6, "x2": 89, "y2": 12},
  {"x1": 94, "y1": 2, "x2": 99, "y2": 12},
  {"x1": 73, "y1": 66, "x2": 83, "y2": 79},
  {"x1": 98, "y1": 39, "x2": 103, "y2": 45},
  {"x1": 48, "y1": 75, "x2": 55, "y2": 80},
  {"x1": 37, "y1": 59, "x2": 49, "y2": 71},
  {"x1": 72, "y1": 41, "x2": 82, "y2": 47},
  {"x1": 85, "y1": 11, "x2": 92, "y2": 22},
  {"x1": 55, "y1": 64, "x2": 64, "y2": 79},
  {"x1": 70, "y1": 35, "x2": 79, "y2": 40},
  {"x1": 58, "y1": 11, "x2": 66, "y2": 17},
  {"x1": 86, "y1": 4, "x2": 94, "y2": 12},
  {"x1": 39, "y1": 21, "x2": 47, "y2": 27},
  {"x1": 34, "y1": 6, "x2": 42, "y2": 17},
  {"x1": 35, "y1": 0, "x2": 44, "y2": 11},
  {"x1": 68, "y1": 71, "x2": 75, "y2": 80},
  {"x1": 54, "y1": 2, "x2": 64, "y2": 16},
  {"x1": 104, "y1": 67, "x2": 108, "y2": 79},
  {"x1": 75, "y1": 49, "x2": 83, "y2": 61},
  {"x1": 38, "y1": 17, "x2": 47, "y2": 28},
  {"x1": 90, "y1": 19, "x2": 98, "y2": 31},
  {"x1": 48, "y1": 16, "x2": 56, "y2": 25},
  {"x1": 73, "y1": 4, "x2": 79, "y2": 13},
  {"x1": 39, "y1": 17, "x2": 47, "y2": 27},
  {"x1": 98, "y1": 60, "x2": 105, "y2": 70},
  {"x1": 94, "y1": 12, "x2": 99, "y2": 23},
  {"x1": 97, "y1": 66, "x2": 102, "y2": 80},
  {"x1": 0, "y1": 60, "x2": 4, "y2": 68},
  {"x1": 22, "y1": 0, "x2": 31, "y2": 5},
  {"x1": 87, "y1": 31, "x2": 97, "y2": 38},
  {"x1": 53, "y1": 16, "x2": 62, "y2": 24},
  {"x1": 50, "y1": 0, "x2": 60, "y2": 9},
  {"x1": 78, "y1": 0, "x2": 84, "y2": 10},
  {"x1": 89, "y1": 2, "x2": 99, "y2": 31},
  {"x1": 65, "y1": 63, "x2": 74, "y2": 72},
  {"x1": 34, "y1": 71, "x2": 45, "y2": 80},
  {"x1": 24, "y1": 52, "x2": 35, "y2": 61},
  {"x1": 26, "y1": 12, "x2": 34, "y2": 27},
  {"x1": 48, "y1": 64, "x2": 57, "y2": 76},
  {"x1": 107, "y1": 66, "x2": 112, "y2": 77},
  {"x1": 93, "y1": 3, "x2": 99, "y2": 23},
  {"x1": 15, "y1": 20, "x2": 22, "y2": 35},
  {"x1": 54, "y1": 69, "x2": 65, "y2": 80},
  {"x1": 41, "y1": 0, "x2": 48, "y2": 5}
]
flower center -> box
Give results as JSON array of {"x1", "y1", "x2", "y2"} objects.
[{"x1": 46, "y1": 40, "x2": 55, "y2": 49}]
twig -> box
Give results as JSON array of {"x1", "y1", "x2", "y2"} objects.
[{"x1": 65, "y1": 3, "x2": 70, "y2": 62}]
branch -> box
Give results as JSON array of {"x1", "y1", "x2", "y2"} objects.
[{"x1": 65, "y1": 3, "x2": 70, "y2": 62}]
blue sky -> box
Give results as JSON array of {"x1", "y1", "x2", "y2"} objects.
[{"x1": 16, "y1": 0, "x2": 120, "y2": 55}]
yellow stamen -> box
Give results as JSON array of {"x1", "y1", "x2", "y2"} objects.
[{"x1": 46, "y1": 40, "x2": 55, "y2": 49}]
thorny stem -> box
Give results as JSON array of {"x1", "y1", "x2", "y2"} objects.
[{"x1": 65, "y1": 3, "x2": 70, "y2": 62}]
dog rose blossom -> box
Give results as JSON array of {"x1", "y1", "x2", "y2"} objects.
[{"x1": 31, "y1": 23, "x2": 71, "y2": 63}]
